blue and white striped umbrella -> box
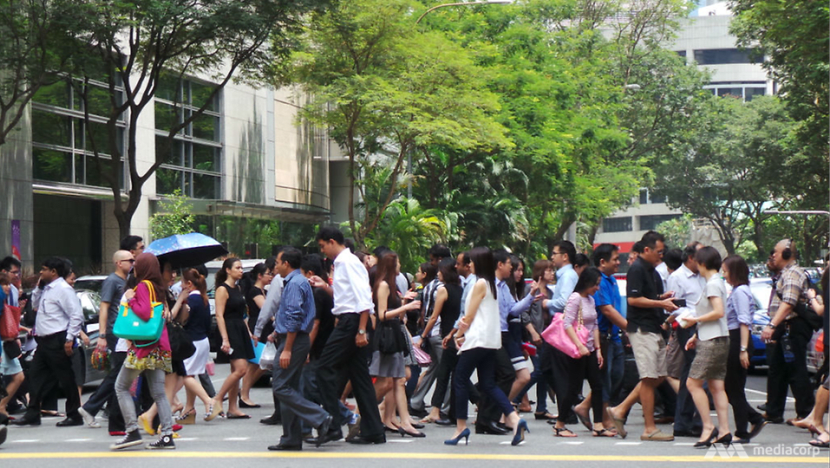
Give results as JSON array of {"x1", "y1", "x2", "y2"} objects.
[{"x1": 145, "y1": 233, "x2": 228, "y2": 269}]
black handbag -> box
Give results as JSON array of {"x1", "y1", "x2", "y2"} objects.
[
  {"x1": 167, "y1": 320, "x2": 195, "y2": 361},
  {"x1": 374, "y1": 318, "x2": 406, "y2": 355}
]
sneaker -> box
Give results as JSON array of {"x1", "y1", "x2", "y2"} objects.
[
  {"x1": 110, "y1": 430, "x2": 142, "y2": 450},
  {"x1": 78, "y1": 408, "x2": 100, "y2": 428},
  {"x1": 146, "y1": 434, "x2": 176, "y2": 450}
]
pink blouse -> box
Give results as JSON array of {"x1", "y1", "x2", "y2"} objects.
[
  {"x1": 127, "y1": 282, "x2": 170, "y2": 358},
  {"x1": 562, "y1": 292, "x2": 598, "y2": 352}
]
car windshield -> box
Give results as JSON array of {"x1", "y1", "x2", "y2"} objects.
[
  {"x1": 76, "y1": 290, "x2": 101, "y2": 323},
  {"x1": 74, "y1": 280, "x2": 103, "y2": 293}
]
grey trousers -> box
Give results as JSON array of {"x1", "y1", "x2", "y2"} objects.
[
  {"x1": 115, "y1": 365, "x2": 173, "y2": 436},
  {"x1": 274, "y1": 333, "x2": 329, "y2": 446},
  {"x1": 410, "y1": 335, "x2": 447, "y2": 412}
]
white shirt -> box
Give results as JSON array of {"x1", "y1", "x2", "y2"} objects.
[
  {"x1": 667, "y1": 263, "x2": 706, "y2": 317},
  {"x1": 35, "y1": 277, "x2": 84, "y2": 341},
  {"x1": 655, "y1": 262, "x2": 669, "y2": 291},
  {"x1": 254, "y1": 274, "x2": 283, "y2": 337},
  {"x1": 332, "y1": 249, "x2": 374, "y2": 316},
  {"x1": 460, "y1": 280, "x2": 501, "y2": 352}
]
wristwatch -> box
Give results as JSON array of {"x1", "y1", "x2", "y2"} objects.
[
  {"x1": 766, "y1": 323, "x2": 776, "y2": 329},
  {"x1": 740, "y1": 346, "x2": 747, "y2": 352},
  {"x1": 358, "y1": 329, "x2": 366, "y2": 335}
]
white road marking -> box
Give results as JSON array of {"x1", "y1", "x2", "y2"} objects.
[
  {"x1": 11, "y1": 439, "x2": 40, "y2": 443},
  {"x1": 176, "y1": 437, "x2": 198, "y2": 441},
  {"x1": 498, "y1": 441, "x2": 525, "y2": 445},
  {"x1": 66, "y1": 438, "x2": 93, "y2": 442},
  {"x1": 224, "y1": 437, "x2": 250, "y2": 441},
  {"x1": 616, "y1": 442, "x2": 642, "y2": 445},
  {"x1": 674, "y1": 442, "x2": 696, "y2": 446},
  {"x1": 559, "y1": 441, "x2": 584, "y2": 445},
  {"x1": 387, "y1": 439, "x2": 413, "y2": 443},
  {"x1": 745, "y1": 388, "x2": 795, "y2": 401}
]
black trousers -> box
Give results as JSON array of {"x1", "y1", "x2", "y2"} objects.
[
  {"x1": 725, "y1": 328, "x2": 763, "y2": 438},
  {"x1": 24, "y1": 332, "x2": 81, "y2": 421},
  {"x1": 81, "y1": 335, "x2": 125, "y2": 431},
  {"x1": 316, "y1": 313, "x2": 383, "y2": 439},
  {"x1": 766, "y1": 316, "x2": 814, "y2": 419},
  {"x1": 476, "y1": 346, "x2": 514, "y2": 424},
  {"x1": 549, "y1": 346, "x2": 604, "y2": 423},
  {"x1": 673, "y1": 326, "x2": 701, "y2": 432},
  {"x1": 431, "y1": 341, "x2": 457, "y2": 411}
]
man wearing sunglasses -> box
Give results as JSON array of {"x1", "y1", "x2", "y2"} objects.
[{"x1": 77, "y1": 250, "x2": 134, "y2": 433}]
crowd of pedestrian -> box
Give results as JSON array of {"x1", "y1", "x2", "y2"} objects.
[{"x1": 0, "y1": 228, "x2": 827, "y2": 452}]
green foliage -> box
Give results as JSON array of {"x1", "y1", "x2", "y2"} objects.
[
  {"x1": 656, "y1": 215, "x2": 694, "y2": 251},
  {"x1": 150, "y1": 189, "x2": 195, "y2": 240}
]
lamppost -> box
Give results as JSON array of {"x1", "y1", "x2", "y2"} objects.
[{"x1": 406, "y1": 0, "x2": 512, "y2": 198}]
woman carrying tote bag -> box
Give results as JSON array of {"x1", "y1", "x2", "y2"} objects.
[{"x1": 111, "y1": 253, "x2": 175, "y2": 451}]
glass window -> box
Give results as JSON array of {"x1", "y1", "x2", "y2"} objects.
[
  {"x1": 155, "y1": 136, "x2": 184, "y2": 166},
  {"x1": 744, "y1": 87, "x2": 765, "y2": 101},
  {"x1": 192, "y1": 113, "x2": 219, "y2": 141},
  {"x1": 33, "y1": 148, "x2": 73, "y2": 183},
  {"x1": 639, "y1": 189, "x2": 648, "y2": 205},
  {"x1": 650, "y1": 193, "x2": 666, "y2": 204},
  {"x1": 718, "y1": 88, "x2": 744, "y2": 99},
  {"x1": 156, "y1": 168, "x2": 183, "y2": 195},
  {"x1": 639, "y1": 215, "x2": 680, "y2": 231},
  {"x1": 603, "y1": 217, "x2": 632, "y2": 233},
  {"x1": 33, "y1": 80, "x2": 70, "y2": 109},
  {"x1": 192, "y1": 144, "x2": 219, "y2": 172},
  {"x1": 85, "y1": 85, "x2": 114, "y2": 118},
  {"x1": 191, "y1": 173, "x2": 220, "y2": 199},
  {"x1": 32, "y1": 110, "x2": 72, "y2": 147},
  {"x1": 693, "y1": 48, "x2": 756, "y2": 65},
  {"x1": 190, "y1": 81, "x2": 216, "y2": 111},
  {"x1": 154, "y1": 102, "x2": 181, "y2": 133}
]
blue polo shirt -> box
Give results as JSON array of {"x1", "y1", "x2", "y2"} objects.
[{"x1": 594, "y1": 272, "x2": 622, "y2": 343}]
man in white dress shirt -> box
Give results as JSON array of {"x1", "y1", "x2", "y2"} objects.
[
  {"x1": 12, "y1": 257, "x2": 84, "y2": 427},
  {"x1": 314, "y1": 227, "x2": 385, "y2": 445}
]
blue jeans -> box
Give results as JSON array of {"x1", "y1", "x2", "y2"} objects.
[{"x1": 513, "y1": 351, "x2": 548, "y2": 413}]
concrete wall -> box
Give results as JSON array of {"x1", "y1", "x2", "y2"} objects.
[{"x1": 0, "y1": 104, "x2": 34, "y2": 272}]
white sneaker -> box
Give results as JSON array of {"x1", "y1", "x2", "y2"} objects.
[{"x1": 78, "y1": 407, "x2": 100, "y2": 428}]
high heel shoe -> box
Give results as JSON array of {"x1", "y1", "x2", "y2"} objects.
[
  {"x1": 512, "y1": 419, "x2": 529, "y2": 446},
  {"x1": 204, "y1": 403, "x2": 222, "y2": 422},
  {"x1": 385, "y1": 425, "x2": 403, "y2": 436},
  {"x1": 694, "y1": 428, "x2": 719, "y2": 448},
  {"x1": 715, "y1": 433, "x2": 732, "y2": 447},
  {"x1": 176, "y1": 409, "x2": 196, "y2": 425},
  {"x1": 444, "y1": 428, "x2": 470, "y2": 446},
  {"x1": 401, "y1": 428, "x2": 426, "y2": 438},
  {"x1": 138, "y1": 415, "x2": 156, "y2": 435}
]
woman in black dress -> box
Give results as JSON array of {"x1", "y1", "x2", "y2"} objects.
[
  {"x1": 240, "y1": 263, "x2": 272, "y2": 408},
  {"x1": 210, "y1": 257, "x2": 254, "y2": 419}
]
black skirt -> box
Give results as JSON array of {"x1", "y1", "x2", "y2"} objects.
[{"x1": 224, "y1": 317, "x2": 255, "y2": 361}]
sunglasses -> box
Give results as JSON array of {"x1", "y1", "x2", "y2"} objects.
[{"x1": 120, "y1": 259, "x2": 136, "y2": 264}]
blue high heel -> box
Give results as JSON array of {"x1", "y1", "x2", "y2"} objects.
[
  {"x1": 512, "y1": 419, "x2": 529, "y2": 446},
  {"x1": 444, "y1": 428, "x2": 470, "y2": 446}
]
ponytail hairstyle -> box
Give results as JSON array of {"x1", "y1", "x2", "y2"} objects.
[
  {"x1": 240, "y1": 262, "x2": 267, "y2": 296},
  {"x1": 215, "y1": 257, "x2": 240, "y2": 287},
  {"x1": 183, "y1": 268, "x2": 208, "y2": 306},
  {"x1": 468, "y1": 247, "x2": 497, "y2": 300}
]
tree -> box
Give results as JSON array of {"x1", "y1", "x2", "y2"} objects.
[
  {"x1": 656, "y1": 215, "x2": 694, "y2": 250},
  {"x1": 72, "y1": 0, "x2": 326, "y2": 239},
  {"x1": 282, "y1": 0, "x2": 509, "y2": 247},
  {"x1": 0, "y1": 0, "x2": 85, "y2": 146},
  {"x1": 149, "y1": 189, "x2": 195, "y2": 240}
]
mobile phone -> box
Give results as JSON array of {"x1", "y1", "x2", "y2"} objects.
[{"x1": 672, "y1": 298, "x2": 687, "y2": 308}]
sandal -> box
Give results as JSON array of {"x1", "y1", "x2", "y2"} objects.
[
  {"x1": 535, "y1": 412, "x2": 556, "y2": 421},
  {"x1": 593, "y1": 428, "x2": 616, "y2": 437},
  {"x1": 176, "y1": 409, "x2": 196, "y2": 425},
  {"x1": 420, "y1": 416, "x2": 437, "y2": 424},
  {"x1": 205, "y1": 403, "x2": 222, "y2": 422},
  {"x1": 553, "y1": 427, "x2": 577, "y2": 438},
  {"x1": 572, "y1": 406, "x2": 592, "y2": 431}
]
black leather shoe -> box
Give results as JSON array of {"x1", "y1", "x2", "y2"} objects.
[
  {"x1": 57, "y1": 417, "x2": 83, "y2": 427},
  {"x1": 267, "y1": 444, "x2": 302, "y2": 451},
  {"x1": 762, "y1": 413, "x2": 784, "y2": 424},
  {"x1": 315, "y1": 416, "x2": 334, "y2": 447},
  {"x1": 434, "y1": 418, "x2": 453, "y2": 426},
  {"x1": 260, "y1": 415, "x2": 281, "y2": 426},
  {"x1": 475, "y1": 420, "x2": 509, "y2": 435},
  {"x1": 408, "y1": 407, "x2": 428, "y2": 418},
  {"x1": 345, "y1": 434, "x2": 386, "y2": 445},
  {"x1": 11, "y1": 417, "x2": 41, "y2": 426}
]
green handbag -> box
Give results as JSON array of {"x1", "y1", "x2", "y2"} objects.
[{"x1": 113, "y1": 280, "x2": 165, "y2": 347}]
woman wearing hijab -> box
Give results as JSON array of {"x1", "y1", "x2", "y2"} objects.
[{"x1": 111, "y1": 253, "x2": 175, "y2": 450}]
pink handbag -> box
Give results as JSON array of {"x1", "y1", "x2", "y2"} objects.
[{"x1": 541, "y1": 303, "x2": 590, "y2": 359}]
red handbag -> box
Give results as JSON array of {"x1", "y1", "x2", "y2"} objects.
[{"x1": 0, "y1": 304, "x2": 21, "y2": 340}]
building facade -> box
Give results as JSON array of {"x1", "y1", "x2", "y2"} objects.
[
  {"x1": 594, "y1": 3, "x2": 771, "y2": 262},
  {"x1": 1, "y1": 72, "x2": 336, "y2": 274}
]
